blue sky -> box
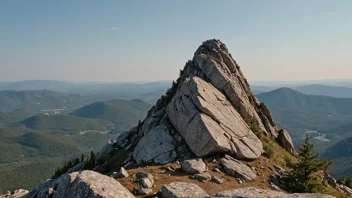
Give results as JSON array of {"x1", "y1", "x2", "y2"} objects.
[{"x1": 1, "y1": 0, "x2": 352, "y2": 82}]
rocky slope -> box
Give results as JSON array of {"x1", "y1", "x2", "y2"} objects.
[{"x1": 11, "y1": 39, "x2": 348, "y2": 198}]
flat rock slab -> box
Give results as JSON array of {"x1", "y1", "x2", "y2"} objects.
[
  {"x1": 219, "y1": 155, "x2": 257, "y2": 181},
  {"x1": 181, "y1": 159, "x2": 206, "y2": 174},
  {"x1": 212, "y1": 187, "x2": 334, "y2": 198},
  {"x1": 160, "y1": 182, "x2": 209, "y2": 198}
]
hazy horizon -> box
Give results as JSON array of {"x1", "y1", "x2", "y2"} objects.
[{"x1": 1, "y1": 0, "x2": 352, "y2": 82}]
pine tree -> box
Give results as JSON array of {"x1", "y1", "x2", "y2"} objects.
[{"x1": 284, "y1": 134, "x2": 331, "y2": 193}]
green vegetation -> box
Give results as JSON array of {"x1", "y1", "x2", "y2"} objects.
[
  {"x1": 257, "y1": 88, "x2": 352, "y2": 115},
  {"x1": 337, "y1": 176, "x2": 352, "y2": 189},
  {"x1": 0, "y1": 126, "x2": 115, "y2": 193},
  {"x1": 19, "y1": 114, "x2": 114, "y2": 131},
  {"x1": 284, "y1": 134, "x2": 332, "y2": 193},
  {"x1": 0, "y1": 111, "x2": 19, "y2": 125},
  {"x1": 52, "y1": 158, "x2": 81, "y2": 179},
  {"x1": 70, "y1": 99, "x2": 151, "y2": 133},
  {"x1": 0, "y1": 89, "x2": 86, "y2": 112}
]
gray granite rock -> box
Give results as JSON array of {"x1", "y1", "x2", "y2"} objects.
[
  {"x1": 95, "y1": 140, "x2": 117, "y2": 164},
  {"x1": 219, "y1": 155, "x2": 257, "y2": 181},
  {"x1": 181, "y1": 159, "x2": 206, "y2": 174},
  {"x1": 136, "y1": 188, "x2": 152, "y2": 195},
  {"x1": 160, "y1": 182, "x2": 208, "y2": 198},
  {"x1": 133, "y1": 126, "x2": 176, "y2": 165},
  {"x1": 167, "y1": 76, "x2": 263, "y2": 159},
  {"x1": 211, "y1": 175, "x2": 224, "y2": 184},
  {"x1": 278, "y1": 129, "x2": 297, "y2": 155},
  {"x1": 23, "y1": 171, "x2": 134, "y2": 198},
  {"x1": 193, "y1": 173, "x2": 212, "y2": 181}
]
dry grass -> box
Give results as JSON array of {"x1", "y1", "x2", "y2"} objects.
[
  {"x1": 116, "y1": 152, "x2": 294, "y2": 197},
  {"x1": 110, "y1": 137, "x2": 344, "y2": 197}
]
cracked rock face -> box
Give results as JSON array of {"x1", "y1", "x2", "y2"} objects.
[
  {"x1": 113, "y1": 39, "x2": 287, "y2": 165},
  {"x1": 167, "y1": 77, "x2": 263, "y2": 159},
  {"x1": 133, "y1": 126, "x2": 177, "y2": 164}
]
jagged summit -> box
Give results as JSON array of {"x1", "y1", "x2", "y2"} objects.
[{"x1": 108, "y1": 39, "x2": 283, "y2": 167}]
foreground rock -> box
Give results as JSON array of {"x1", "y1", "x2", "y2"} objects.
[
  {"x1": 213, "y1": 187, "x2": 334, "y2": 198},
  {"x1": 0, "y1": 189, "x2": 29, "y2": 198},
  {"x1": 160, "y1": 182, "x2": 208, "y2": 198},
  {"x1": 278, "y1": 129, "x2": 297, "y2": 155},
  {"x1": 219, "y1": 155, "x2": 257, "y2": 181},
  {"x1": 181, "y1": 159, "x2": 206, "y2": 174},
  {"x1": 23, "y1": 170, "x2": 134, "y2": 198}
]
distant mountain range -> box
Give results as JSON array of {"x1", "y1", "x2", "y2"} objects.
[
  {"x1": 0, "y1": 80, "x2": 171, "y2": 103},
  {"x1": 295, "y1": 84, "x2": 352, "y2": 98},
  {"x1": 18, "y1": 114, "x2": 114, "y2": 132},
  {"x1": 257, "y1": 87, "x2": 352, "y2": 115},
  {"x1": 0, "y1": 89, "x2": 85, "y2": 113},
  {"x1": 71, "y1": 99, "x2": 152, "y2": 133}
]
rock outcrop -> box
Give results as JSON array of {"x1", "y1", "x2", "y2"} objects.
[
  {"x1": 112, "y1": 39, "x2": 285, "y2": 167},
  {"x1": 23, "y1": 170, "x2": 134, "y2": 198},
  {"x1": 278, "y1": 129, "x2": 297, "y2": 155},
  {"x1": 95, "y1": 140, "x2": 117, "y2": 164}
]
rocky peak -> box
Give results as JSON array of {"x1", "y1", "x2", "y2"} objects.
[{"x1": 111, "y1": 39, "x2": 285, "y2": 167}]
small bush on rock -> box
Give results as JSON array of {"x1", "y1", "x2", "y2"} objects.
[{"x1": 283, "y1": 134, "x2": 331, "y2": 193}]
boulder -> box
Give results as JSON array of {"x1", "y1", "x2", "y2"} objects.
[
  {"x1": 136, "y1": 171, "x2": 151, "y2": 179},
  {"x1": 136, "y1": 188, "x2": 153, "y2": 195},
  {"x1": 23, "y1": 170, "x2": 134, "y2": 198},
  {"x1": 133, "y1": 126, "x2": 177, "y2": 164},
  {"x1": 95, "y1": 140, "x2": 117, "y2": 164},
  {"x1": 211, "y1": 175, "x2": 224, "y2": 184},
  {"x1": 160, "y1": 182, "x2": 208, "y2": 198},
  {"x1": 180, "y1": 159, "x2": 206, "y2": 174},
  {"x1": 193, "y1": 173, "x2": 212, "y2": 181},
  {"x1": 111, "y1": 167, "x2": 129, "y2": 178},
  {"x1": 140, "y1": 177, "x2": 154, "y2": 188},
  {"x1": 278, "y1": 129, "x2": 297, "y2": 154},
  {"x1": 213, "y1": 187, "x2": 334, "y2": 198},
  {"x1": 219, "y1": 155, "x2": 257, "y2": 181}
]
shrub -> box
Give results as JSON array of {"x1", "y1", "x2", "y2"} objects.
[
  {"x1": 263, "y1": 145, "x2": 274, "y2": 158},
  {"x1": 283, "y1": 134, "x2": 332, "y2": 193}
]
